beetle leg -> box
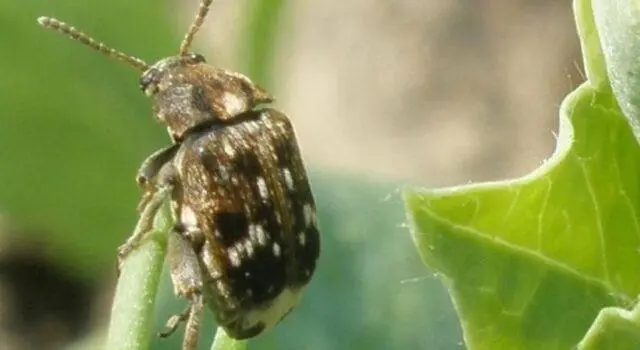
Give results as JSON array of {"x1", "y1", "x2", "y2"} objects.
[
  {"x1": 136, "y1": 144, "x2": 180, "y2": 212},
  {"x1": 137, "y1": 144, "x2": 180, "y2": 186},
  {"x1": 117, "y1": 185, "x2": 172, "y2": 271},
  {"x1": 118, "y1": 161, "x2": 179, "y2": 272},
  {"x1": 161, "y1": 227, "x2": 205, "y2": 350},
  {"x1": 158, "y1": 304, "x2": 190, "y2": 338},
  {"x1": 183, "y1": 293, "x2": 204, "y2": 350}
]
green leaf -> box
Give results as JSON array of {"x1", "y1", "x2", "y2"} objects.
[
  {"x1": 592, "y1": 0, "x2": 640, "y2": 143},
  {"x1": 404, "y1": 0, "x2": 640, "y2": 349},
  {"x1": 578, "y1": 301, "x2": 640, "y2": 349}
]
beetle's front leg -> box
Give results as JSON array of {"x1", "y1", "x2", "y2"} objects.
[
  {"x1": 136, "y1": 144, "x2": 180, "y2": 212},
  {"x1": 118, "y1": 157, "x2": 180, "y2": 272},
  {"x1": 116, "y1": 184, "x2": 172, "y2": 271},
  {"x1": 159, "y1": 227, "x2": 206, "y2": 350}
]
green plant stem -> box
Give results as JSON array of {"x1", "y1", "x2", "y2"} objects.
[
  {"x1": 104, "y1": 206, "x2": 247, "y2": 350},
  {"x1": 241, "y1": 0, "x2": 287, "y2": 88},
  {"x1": 574, "y1": 0, "x2": 608, "y2": 89},
  {"x1": 105, "y1": 208, "x2": 169, "y2": 350},
  {"x1": 211, "y1": 328, "x2": 247, "y2": 350}
]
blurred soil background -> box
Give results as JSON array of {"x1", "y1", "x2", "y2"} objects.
[{"x1": 0, "y1": 1, "x2": 581, "y2": 349}]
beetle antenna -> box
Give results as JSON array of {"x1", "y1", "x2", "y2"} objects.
[
  {"x1": 179, "y1": 0, "x2": 213, "y2": 56},
  {"x1": 37, "y1": 16, "x2": 149, "y2": 71}
]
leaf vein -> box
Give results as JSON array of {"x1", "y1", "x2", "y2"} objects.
[
  {"x1": 417, "y1": 202, "x2": 613, "y2": 293},
  {"x1": 537, "y1": 178, "x2": 553, "y2": 251},
  {"x1": 577, "y1": 158, "x2": 610, "y2": 283},
  {"x1": 612, "y1": 158, "x2": 640, "y2": 241}
]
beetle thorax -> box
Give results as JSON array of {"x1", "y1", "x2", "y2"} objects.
[{"x1": 140, "y1": 55, "x2": 274, "y2": 141}]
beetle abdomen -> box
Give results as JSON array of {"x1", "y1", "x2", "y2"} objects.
[{"x1": 174, "y1": 108, "x2": 320, "y2": 337}]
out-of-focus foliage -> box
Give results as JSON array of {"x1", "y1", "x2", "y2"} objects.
[
  {"x1": 0, "y1": 0, "x2": 178, "y2": 277},
  {"x1": 404, "y1": 0, "x2": 640, "y2": 349},
  {"x1": 1, "y1": 1, "x2": 464, "y2": 349}
]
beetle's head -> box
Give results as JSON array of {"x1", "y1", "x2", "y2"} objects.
[
  {"x1": 139, "y1": 53, "x2": 272, "y2": 141},
  {"x1": 139, "y1": 53, "x2": 205, "y2": 96},
  {"x1": 37, "y1": 0, "x2": 274, "y2": 141}
]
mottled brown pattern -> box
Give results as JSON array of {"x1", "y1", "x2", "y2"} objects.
[{"x1": 172, "y1": 108, "x2": 319, "y2": 337}]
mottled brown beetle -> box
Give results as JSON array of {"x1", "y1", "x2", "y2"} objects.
[{"x1": 37, "y1": 1, "x2": 320, "y2": 349}]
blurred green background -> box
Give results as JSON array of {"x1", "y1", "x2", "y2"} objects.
[{"x1": 0, "y1": 1, "x2": 464, "y2": 349}]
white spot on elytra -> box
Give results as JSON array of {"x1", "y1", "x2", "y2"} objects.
[
  {"x1": 180, "y1": 206, "x2": 198, "y2": 231},
  {"x1": 257, "y1": 177, "x2": 269, "y2": 199},
  {"x1": 201, "y1": 248, "x2": 223, "y2": 279},
  {"x1": 273, "y1": 242, "x2": 281, "y2": 257},
  {"x1": 234, "y1": 241, "x2": 245, "y2": 256},
  {"x1": 222, "y1": 92, "x2": 247, "y2": 117},
  {"x1": 298, "y1": 231, "x2": 306, "y2": 246},
  {"x1": 223, "y1": 140, "x2": 235, "y2": 157},
  {"x1": 216, "y1": 280, "x2": 230, "y2": 297},
  {"x1": 303, "y1": 203, "x2": 315, "y2": 227},
  {"x1": 245, "y1": 121, "x2": 259, "y2": 133},
  {"x1": 228, "y1": 247, "x2": 241, "y2": 267},
  {"x1": 218, "y1": 165, "x2": 230, "y2": 182},
  {"x1": 255, "y1": 225, "x2": 267, "y2": 246},
  {"x1": 283, "y1": 168, "x2": 294, "y2": 191},
  {"x1": 244, "y1": 240, "x2": 255, "y2": 257}
]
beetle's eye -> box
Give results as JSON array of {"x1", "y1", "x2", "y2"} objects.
[
  {"x1": 189, "y1": 53, "x2": 206, "y2": 63},
  {"x1": 140, "y1": 68, "x2": 160, "y2": 92}
]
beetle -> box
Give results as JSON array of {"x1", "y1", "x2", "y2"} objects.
[{"x1": 37, "y1": 1, "x2": 320, "y2": 348}]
